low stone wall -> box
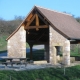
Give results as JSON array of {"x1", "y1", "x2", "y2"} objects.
[
  {"x1": 57, "y1": 56, "x2": 75, "y2": 63},
  {"x1": 34, "y1": 60, "x2": 47, "y2": 64},
  {"x1": 70, "y1": 57, "x2": 75, "y2": 63}
]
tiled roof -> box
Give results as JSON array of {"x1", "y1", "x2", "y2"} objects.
[
  {"x1": 36, "y1": 6, "x2": 80, "y2": 39},
  {"x1": 7, "y1": 6, "x2": 80, "y2": 40}
]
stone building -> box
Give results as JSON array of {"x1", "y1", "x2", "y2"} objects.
[{"x1": 6, "y1": 6, "x2": 80, "y2": 65}]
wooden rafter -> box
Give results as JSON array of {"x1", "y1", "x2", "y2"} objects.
[
  {"x1": 26, "y1": 13, "x2": 33, "y2": 22},
  {"x1": 26, "y1": 14, "x2": 36, "y2": 27},
  {"x1": 25, "y1": 12, "x2": 49, "y2": 30},
  {"x1": 36, "y1": 12, "x2": 49, "y2": 26},
  {"x1": 25, "y1": 25, "x2": 48, "y2": 29}
]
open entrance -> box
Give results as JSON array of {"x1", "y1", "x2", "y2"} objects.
[
  {"x1": 70, "y1": 40, "x2": 80, "y2": 61},
  {"x1": 25, "y1": 11, "x2": 49, "y2": 62},
  {"x1": 55, "y1": 46, "x2": 63, "y2": 63},
  {"x1": 26, "y1": 27, "x2": 49, "y2": 62},
  {"x1": 26, "y1": 44, "x2": 45, "y2": 61}
]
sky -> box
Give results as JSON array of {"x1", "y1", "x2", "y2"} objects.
[{"x1": 0, "y1": 0, "x2": 80, "y2": 20}]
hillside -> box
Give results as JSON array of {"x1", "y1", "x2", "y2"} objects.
[
  {"x1": 0, "y1": 17, "x2": 80, "y2": 51},
  {"x1": 0, "y1": 18, "x2": 22, "y2": 51}
]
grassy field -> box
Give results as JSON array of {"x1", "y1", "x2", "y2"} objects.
[
  {"x1": 70, "y1": 45, "x2": 80, "y2": 57},
  {"x1": 0, "y1": 65, "x2": 80, "y2": 80},
  {"x1": 0, "y1": 35, "x2": 7, "y2": 51}
]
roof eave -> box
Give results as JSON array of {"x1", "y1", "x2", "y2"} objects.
[
  {"x1": 35, "y1": 6, "x2": 70, "y2": 39},
  {"x1": 68, "y1": 38, "x2": 80, "y2": 40},
  {"x1": 6, "y1": 6, "x2": 37, "y2": 41}
]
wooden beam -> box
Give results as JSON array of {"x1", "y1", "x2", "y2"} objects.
[
  {"x1": 26, "y1": 13, "x2": 33, "y2": 22},
  {"x1": 26, "y1": 14, "x2": 36, "y2": 27},
  {"x1": 25, "y1": 25, "x2": 48, "y2": 29},
  {"x1": 36, "y1": 14, "x2": 39, "y2": 26},
  {"x1": 36, "y1": 14, "x2": 39, "y2": 30},
  {"x1": 27, "y1": 41, "x2": 48, "y2": 45},
  {"x1": 70, "y1": 41, "x2": 80, "y2": 44},
  {"x1": 36, "y1": 12, "x2": 49, "y2": 26}
]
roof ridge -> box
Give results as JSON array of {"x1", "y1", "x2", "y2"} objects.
[{"x1": 35, "y1": 5, "x2": 72, "y2": 16}]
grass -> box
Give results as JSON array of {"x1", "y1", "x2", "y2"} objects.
[
  {"x1": 0, "y1": 35, "x2": 7, "y2": 51},
  {"x1": 26, "y1": 43, "x2": 29, "y2": 48},
  {"x1": 0, "y1": 50, "x2": 7, "y2": 53},
  {"x1": 70, "y1": 46, "x2": 80, "y2": 57},
  {"x1": 0, "y1": 65, "x2": 80, "y2": 80}
]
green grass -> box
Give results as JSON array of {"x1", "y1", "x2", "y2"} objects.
[
  {"x1": 70, "y1": 45, "x2": 80, "y2": 57},
  {"x1": 0, "y1": 35, "x2": 7, "y2": 51},
  {"x1": 0, "y1": 50, "x2": 7, "y2": 53},
  {"x1": 26, "y1": 43, "x2": 29, "y2": 48},
  {"x1": 0, "y1": 65, "x2": 80, "y2": 80}
]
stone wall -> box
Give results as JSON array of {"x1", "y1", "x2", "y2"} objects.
[
  {"x1": 49, "y1": 26, "x2": 67, "y2": 46},
  {"x1": 49, "y1": 25, "x2": 70, "y2": 65},
  {"x1": 7, "y1": 26, "x2": 26, "y2": 58},
  {"x1": 7, "y1": 25, "x2": 70, "y2": 65}
]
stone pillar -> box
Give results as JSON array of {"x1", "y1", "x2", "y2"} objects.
[
  {"x1": 44, "y1": 44, "x2": 49, "y2": 62},
  {"x1": 63, "y1": 40, "x2": 70, "y2": 65},
  {"x1": 50, "y1": 46, "x2": 57, "y2": 65},
  {"x1": 19, "y1": 26, "x2": 26, "y2": 58}
]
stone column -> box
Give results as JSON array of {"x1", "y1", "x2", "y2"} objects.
[
  {"x1": 63, "y1": 40, "x2": 70, "y2": 65},
  {"x1": 20, "y1": 26, "x2": 26, "y2": 58},
  {"x1": 44, "y1": 44, "x2": 49, "y2": 62},
  {"x1": 50, "y1": 46, "x2": 57, "y2": 65}
]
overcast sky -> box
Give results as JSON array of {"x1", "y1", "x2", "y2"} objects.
[{"x1": 0, "y1": 0, "x2": 80, "y2": 20}]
